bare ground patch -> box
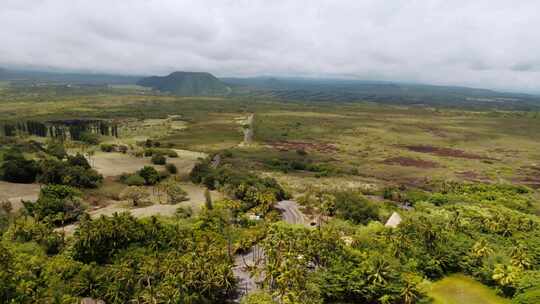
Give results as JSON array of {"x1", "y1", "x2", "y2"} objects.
[
  {"x1": 89, "y1": 149, "x2": 205, "y2": 177},
  {"x1": 269, "y1": 141, "x2": 338, "y2": 153},
  {"x1": 383, "y1": 156, "x2": 441, "y2": 168},
  {"x1": 403, "y1": 145, "x2": 496, "y2": 160},
  {"x1": 0, "y1": 181, "x2": 40, "y2": 211}
]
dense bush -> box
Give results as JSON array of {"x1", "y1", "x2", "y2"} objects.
[
  {"x1": 151, "y1": 153, "x2": 166, "y2": 165},
  {"x1": 67, "y1": 153, "x2": 91, "y2": 169},
  {"x1": 191, "y1": 160, "x2": 288, "y2": 213},
  {"x1": 124, "y1": 174, "x2": 145, "y2": 186},
  {"x1": 139, "y1": 166, "x2": 160, "y2": 185},
  {"x1": 23, "y1": 184, "x2": 84, "y2": 225},
  {"x1": 79, "y1": 132, "x2": 100, "y2": 145},
  {"x1": 100, "y1": 143, "x2": 114, "y2": 152},
  {"x1": 45, "y1": 140, "x2": 67, "y2": 159},
  {"x1": 165, "y1": 163, "x2": 177, "y2": 174},
  {"x1": 38, "y1": 158, "x2": 102, "y2": 188},
  {"x1": 0, "y1": 151, "x2": 40, "y2": 183}
]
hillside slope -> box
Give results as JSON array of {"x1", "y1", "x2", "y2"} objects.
[{"x1": 138, "y1": 71, "x2": 229, "y2": 96}]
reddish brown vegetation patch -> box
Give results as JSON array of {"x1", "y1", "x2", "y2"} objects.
[
  {"x1": 513, "y1": 166, "x2": 540, "y2": 189},
  {"x1": 383, "y1": 156, "x2": 440, "y2": 168},
  {"x1": 403, "y1": 145, "x2": 496, "y2": 160},
  {"x1": 270, "y1": 141, "x2": 338, "y2": 153},
  {"x1": 456, "y1": 171, "x2": 491, "y2": 182}
]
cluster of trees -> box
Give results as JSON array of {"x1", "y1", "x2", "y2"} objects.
[
  {"x1": 298, "y1": 189, "x2": 380, "y2": 225},
  {"x1": 1, "y1": 119, "x2": 119, "y2": 140},
  {"x1": 190, "y1": 158, "x2": 289, "y2": 214},
  {"x1": 120, "y1": 166, "x2": 164, "y2": 186},
  {"x1": 0, "y1": 145, "x2": 102, "y2": 188},
  {"x1": 1, "y1": 213, "x2": 236, "y2": 303}
]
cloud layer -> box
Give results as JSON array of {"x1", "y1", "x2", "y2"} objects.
[{"x1": 1, "y1": 0, "x2": 539, "y2": 92}]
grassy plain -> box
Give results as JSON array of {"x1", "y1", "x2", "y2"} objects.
[
  {"x1": 2, "y1": 84, "x2": 540, "y2": 197},
  {"x1": 427, "y1": 274, "x2": 511, "y2": 304}
]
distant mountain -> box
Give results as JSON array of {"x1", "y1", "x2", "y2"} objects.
[
  {"x1": 0, "y1": 67, "x2": 140, "y2": 85},
  {"x1": 222, "y1": 76, "x2": 540, "y2": 110},
  {"x1": 138, "y1": 71, "x2": 229, "y2": 96}
]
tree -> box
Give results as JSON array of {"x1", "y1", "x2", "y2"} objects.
[
  {"x1": 333, "y1": 190, "x2": 379, "y2": 224},
  {"x1": 46, "y1": 140, "x2": 67, "y2": 159},
  {"x1": 0, "y1": 151, "x2": 39, "y2": 183},
  {"x1": 67, "y1": 153, "x2": 91, "y2": 169},
  {"x1": 205, "y1": 188, "x2": 213, "y2": 210},
  {"x1": 139, "y1": 166, "x2": 160, "y2": 185},
  {"x1": 161, "y1": 180, "x2": 188, "y2": 204},
  {"x1": 79, "y1": 132, "x2": 100, "y2": 145},
  {"x1": 165, "y1": 163, "x2": 177, "y2": 174},
  {"x1": 120, "y1": 186, "x2": 150, "y2": 207},
  {"x1": 23, "y1": 184, "x2": 83, "y2": 224}
]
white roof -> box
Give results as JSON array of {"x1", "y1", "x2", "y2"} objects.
[{"x1": 385, "y1": 212, "x2": 402, "y2": 228}]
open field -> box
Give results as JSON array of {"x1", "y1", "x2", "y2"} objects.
[
  {"x1": 87, "y1": 182, "x2": 219, "y2": 218},
  {"x1": 3, "y1": 88, "x2": 540, "y2": 195},
  {"x1": 88, "y1": 149, "x2": 205, "y2": 177},
  {"x1": 427, "y1": 274, "x2": 511, "y2": 304},
  {"x1": 0, "y1": 181, "x2": 40, "y2": 211}
]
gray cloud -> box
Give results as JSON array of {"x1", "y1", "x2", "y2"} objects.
[{"x1": 1, "y1": 0, "x2": 539, "y2": 92}]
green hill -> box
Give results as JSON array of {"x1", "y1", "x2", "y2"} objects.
[{"x1": 137, "y1": 71, "x2": 229, "y2": 96}]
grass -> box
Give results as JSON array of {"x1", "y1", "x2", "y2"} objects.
[
  {"x1": 427, "y1": 274, "x2": 510, "y2": 304},
  {"x1": 2, "y1": 85, "x2": 540, "y2": 199}
]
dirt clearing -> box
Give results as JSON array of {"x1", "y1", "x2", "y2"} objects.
[
  {"x1": 90, "y1": 149, "x2": 206, "y2": 177},
  {"x1": 0, "y1": 181, "x2": 40, "y2": 211}
]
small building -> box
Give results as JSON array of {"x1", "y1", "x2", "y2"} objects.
[{"x1": 385, "y1": 212, "x2": 402, "y2": 228}]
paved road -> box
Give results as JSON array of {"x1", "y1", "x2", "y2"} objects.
[
  {"x1": 232, "y1": 200, "x2": 307, "y2": 300},
  {"x1": 275, "y1": 200, "x2": 310, "y2": 226}
]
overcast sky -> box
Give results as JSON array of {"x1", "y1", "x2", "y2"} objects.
[{"x1": 1, "y1": 0, "x2": 539, "y2": 92}]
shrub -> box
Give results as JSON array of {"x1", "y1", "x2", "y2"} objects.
[
  {"x1": 23, "y1": 184, "x2": 83, "y2": 225},
  {"x1": 79, "y1": 132, "x2": 100, "y2": 145},
  {"x1": 67, "y1": 153, "x2": 91, "y2": 169},
  {"x1": 124, "y1": 174, "x2": 145, "y2": 186},
  {"x1": 0, "y1": 155, "x2": 39, "y2": 183},
  {"x1": 45, "y1": 140, "x2": 67, "y2": 159},
  {"x1": 38, "y1": 159, "x2": 102, "y2": 188},
  {"x1": 118, "y1": 145, "x2": 128, "y2": 153},
  {"x1": 120, "y1": 186, "x2": 150, "y2": 207},
  {"x1": 333, "y1": 190, "x2": 379, "y2": 225},
  {"x1": 166, "y1": 163, "x2": 177, "y2": 174},
  {"x1": 161, "y1": 180, "x2": 188, "y2": 204},
  {"x1": 151, "y1": 154, "x2": 166, "y2": 165},
  {"x1": 139, "y1": 166, "x2": 160, "y2": 185},
  {"x1": 100, "y1": 144, "x2": 114, "y2": 152}
]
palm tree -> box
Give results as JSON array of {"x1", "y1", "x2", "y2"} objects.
[
  {"x1": 471, "y1": 239, "x2": 493, "y2": 259},
  {"x1": 510, "y1": 245, "x2": 531, "y2": 270},
  {"x1": 492, "y1": 264, "x2": 519, "y2": 287}
]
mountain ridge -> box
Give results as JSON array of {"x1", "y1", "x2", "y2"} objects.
[{"x1": 137, "y1": 71, "x2": 230, "y2": 96}]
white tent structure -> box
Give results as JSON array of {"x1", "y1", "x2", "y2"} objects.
[{"x1": 385, "y1": 212, "x2": 402, "y2": 228}]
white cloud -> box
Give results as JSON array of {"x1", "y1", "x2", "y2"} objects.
[{"x1": 1, "y1": 0, "x2": 539, "y2": 92}]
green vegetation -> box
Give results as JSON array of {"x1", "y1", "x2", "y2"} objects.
[
  {"x1": 1, "y1": 81, "x2": 540, "y2": 303},
  {"x1": 428, "y1": 274, "x2": 510, "y2": 304}
]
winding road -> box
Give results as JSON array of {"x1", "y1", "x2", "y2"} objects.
[{"x1": 232, "y1": 200, "x2": 309, "y2": 300}]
